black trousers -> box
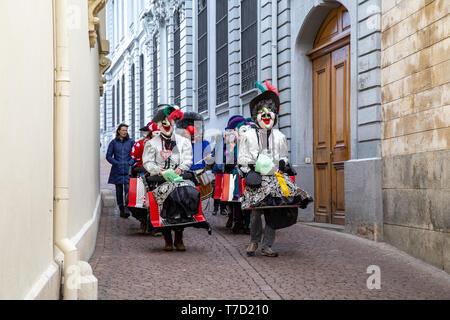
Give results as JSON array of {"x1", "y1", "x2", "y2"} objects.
[
  {"x1": 213, "y1": 198, "x2": 223, "y2": 211},
  {"x1": 115, "y1": 183, "x2": 129, "y2": 208}
]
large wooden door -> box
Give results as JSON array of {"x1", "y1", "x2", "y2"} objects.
[{"x1": 309, "y1": 6, "x2": 350, "y2": 225}]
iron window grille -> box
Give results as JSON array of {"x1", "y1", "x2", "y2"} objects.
[
  {"x1": 216, "y1": 0, "x2": 228, "y2": 105},
  {"x1": 131, "y1": 64, "x2": 136, "y2": 140},
  {"x1": 121, "y1": 74, "x2": 125, "y2": 122},
  {"x1": 104, "y1": 94, "x2": 107, "y2": 131},
  {"x1": 116, "y1": 80, "x2": 120, "y2": 125},
  {"x1": 240, "y1": 0, "x2": 257, "y2": 94},
  {"x1": 174, "y1": 9, "x2": 181, "y2": 107},
  {"x1": 153, "y1": 33, "x2": 159, "y2": 116},
  {"x1": 197, "y1": 0, "x2": 208, "y2": 113},
  {"x1": 139, "y1": 54, "x2": 145, "y2": 128},
  {"x1": 112, "y1": 85, "x2": 115, "y2": 127}
]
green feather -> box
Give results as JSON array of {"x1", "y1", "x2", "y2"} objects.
[
  {"x1": 254, "y1": 81, "x2": 267, "y2": 93},
  {"x1": 163, "y1": 105, "x2": 174, "y2": 117}
]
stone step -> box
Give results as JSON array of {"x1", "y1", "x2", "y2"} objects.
[
  {"x1": 100, "y1": 189, "x2": 116, "y2": 208},
  {"x1": 299, "y1": 222, "x2": 345, "y2": 233}
]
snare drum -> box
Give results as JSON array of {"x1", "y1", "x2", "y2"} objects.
[{"x1": 197, "y1": 169, "x2": 213, "y2": 200}]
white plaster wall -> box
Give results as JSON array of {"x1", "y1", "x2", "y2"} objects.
[
  {"x1": 67, "y1": 0, "x2": 101, "y2": 257},
  {"x1": 0, "y1": 0, "x2": 56, "y2": 299}
]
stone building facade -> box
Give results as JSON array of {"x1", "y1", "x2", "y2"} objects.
[
  {"x1": 102, "y1": 0, "x2": 384, "y2": 236},
  {"x1": 381, "y1": 0, "x2": 449, "y2": 272}
]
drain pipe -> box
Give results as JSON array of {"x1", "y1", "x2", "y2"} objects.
[
  {"x1": 271, "y1": 0, "x2": 278, "y2": 89},
  {"x1": 54, "y1": 0, "x2": 79, "y2": 300}
]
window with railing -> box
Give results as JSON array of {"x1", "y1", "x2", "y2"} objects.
[
  {"x1": 139, "y1": 54, "x2": 145, "y2": 127},
  {"x1": 112, "y1": 85, "x2": 115, "y2": 127},
  {"x1": 216, "y1": 0, "x2": 228, "y2": 105},
  {"x1": 152, "y1": 33, "x2": 159, "y2": 116},
  {"x1": 116, "y1": 80, "x2": 120, "y2": 124},
  {"x1": 121, "y1": 74, "x2": 125, "y2": 122},
  {"x1": 174, "y1": 9, "x2": 181, "y2": 107},
  {"x1": 197, "y1": 0, "x2": 208, "y2": 113},
  {"x1": 241, "y1": 0, "x2": 257, "y2": 93},
  {"x1": 131, "y1": 64, "x2": 136, "y2": 140},
  {"x1": 104, "y1": 94, "x2": 107, "y2": 131}
]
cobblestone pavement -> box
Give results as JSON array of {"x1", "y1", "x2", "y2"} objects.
[{"x1": 93, "y1": 159, "x2": 450, "y2": 300}]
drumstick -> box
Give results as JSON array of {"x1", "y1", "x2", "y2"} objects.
[{"x1": 194, "y1": 153, "x2": 213, "y2": 165}]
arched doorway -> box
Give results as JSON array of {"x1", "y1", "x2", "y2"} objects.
[{"x1": 307, "y1": 5, "x2": 350, "y2": 225}]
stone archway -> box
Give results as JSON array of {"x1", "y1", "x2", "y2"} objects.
[
  {"x1": 290, "y1": 0, "x2": 358, "y2": 222},
  {"x1": 309, "y1": 5, "x2": 351, "y2": 225}
]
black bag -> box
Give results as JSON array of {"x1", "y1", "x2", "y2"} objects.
[
  {"x1": 245, "y1": 170, "x2": 262, "y2": 187},
  {"x1": 263, "y1": 207, "x2": 299, "y2": 230},
  {"x1": 182, "y1": 171, "x2": 200, "y2": 186},
  {"x1": 161, "y1": 185, "x2": 201, "y2": 223},
  {"x1": 278, "y1": 160, "x2": 297, "y2": 176},
  {"x1": 146, "y1": 174, "x2": 165, "y2": 183}
]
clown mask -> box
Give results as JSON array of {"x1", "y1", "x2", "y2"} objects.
[
  {"x1": 257, "y1": 107, "x2": 275, "y2": 130},
  {"x1": 158, "y1": 117, "x2": 175, "y2": 138},
  {"x1": 238, "y1": 125, "x2": 250, "y2": 141}
]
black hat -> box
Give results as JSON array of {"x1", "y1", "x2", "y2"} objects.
[
  {"x1": 249, "y1": 79, "x2": 280, "y2": 121},
  {"x1": 139, "y1": 122, "x2": 150, "y2": 131},
  {"x1": 152, "y1": 104, "x2": 183, "y2": 123},
  {"x1": 176, "y1": 112, "x2": 203, "y2": 130}
]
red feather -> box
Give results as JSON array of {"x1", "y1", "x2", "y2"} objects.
[
  {"x1": 264, "y1": 78, "x2": 279, "y2": 96},
  {"x1": 168, "y1": 109, "x2": 184, "y2": 121},
  {"x1": 148, "y1": 121, "x2": 159, "y2": 132}
]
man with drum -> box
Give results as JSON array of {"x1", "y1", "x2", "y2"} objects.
[{"x1": 175, "y1": 112, "x2": 215, "y2": 201}]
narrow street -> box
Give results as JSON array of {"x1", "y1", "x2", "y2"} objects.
[{"x1": 90, "y1": 160, "x2": 450, "y2": 300}]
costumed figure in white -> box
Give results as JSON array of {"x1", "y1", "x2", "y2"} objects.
[
  {"x1": 238, "y1": 80, "x2": 313, "y2": 257},
  {"x1": 142, "y1": 105, "x2": 210, "y2": 251}
]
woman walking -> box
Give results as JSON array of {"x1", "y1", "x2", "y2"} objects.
[{"x1": 106, "y1": 124, "x2": 135, "y2": 218}]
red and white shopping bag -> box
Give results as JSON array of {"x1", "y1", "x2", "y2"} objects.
[{"x1": 128, "y1": 177, "x2": 147, "y2": 208}]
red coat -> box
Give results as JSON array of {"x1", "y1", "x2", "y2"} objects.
[{"x1": 130, "y1": 137, "x2": 150, "y2": 167}]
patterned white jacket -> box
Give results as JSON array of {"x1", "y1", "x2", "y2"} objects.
[
  {"x1": 238, "y1": 128, "x2": 289, "y2": 174},
  {"x1": 142, "y1": 133, "x2": 193, "y2": 176}
]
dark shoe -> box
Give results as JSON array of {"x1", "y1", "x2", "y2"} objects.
[
  {"x1": 261, "y1": 247, "x2": 278, "y2": 257},
  {"x1": 225, "y1": 216, "x2": 233, "y2": 229},
  {"x1": 212, "y1": 208, "x2": 218, "y2": 216},
  {"x1": 163, "y1": 232, "x2": 173, "y2": 251},
  {"x1": 246, "y1": 242, "x2": 258, "y2": 256},
  {"x1": 220, "y1": 207, "x2": 228, "y2": 216},
  {"x1": 174, "y1": 231, "x2": 186, "y2": 251},
  {"x1": 138, "y1": 220, "x2": 147, "y2": 233},
  {"x1": 119, "y1": 205, "x2": 128, "y2": 218},
  {"x1": 243, "y1": 226, "x2": 251, "y2": 234},
  {"x1": 232, "y1": 221, "x2": 243, "y2": 234}
]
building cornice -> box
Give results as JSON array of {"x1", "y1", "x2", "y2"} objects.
[
  {"x1": 88, "y1": 0, "x2": 108, "y2": 48},
  {"x1": 99, "y1": 39, "x2": 111, "y2": 96}
]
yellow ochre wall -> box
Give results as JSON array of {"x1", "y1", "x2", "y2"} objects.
[{"x1": 381, "y1": 0, "x2": 449, "y2": 272}]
